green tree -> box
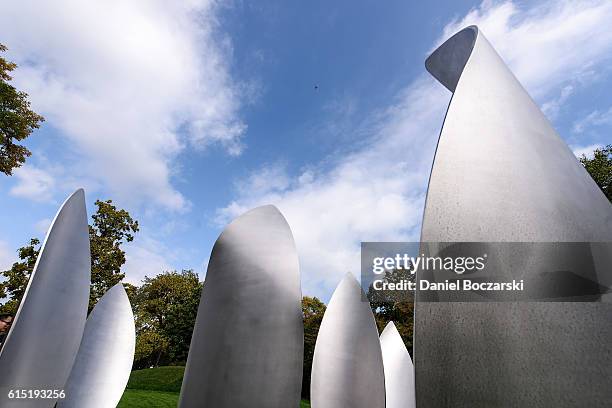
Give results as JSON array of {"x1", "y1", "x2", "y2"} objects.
[
  {"x1": 367, "y1": 267, "x2": 415, "y2": 356},
  {"x1": 132, "y1": 270, "x2": 202, "y2": 369},
  {"x1": 580, "y1": 144, "x2": 612, "y2": 203},
  {"x1": 0, "y1": 200, "x2": 138, "y2": 314},
  {"x1": 89, "y1": 199, "x2": 139, "y2": 311},
  {"x1": 0, "y1": 239, "x2": 40, "y2": 315},
  {"x1": 301, "y1": 296, "x2": 326, "y2": 399},
  {"x1": 134, "y1": 329, "x2": 170, "y2": 369},
  {"x1": 0, "y1": 43, "x2": 44, "y2": 175},
  {"x1": 122, "y1": 282, "x2": 138, "y2": 305}
]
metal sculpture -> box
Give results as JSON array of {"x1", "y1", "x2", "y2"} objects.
[
  {"x1": 310, "y1": 273, "x2": 385, "y2": 408},
  {"x1": 0, "y1": 189, "x2": 91, "y2": 408},
  {"x1": 179, "y1": 205, "x2": 303, "y2": 408},
  {"x1": 58, "y1": 283, "x2": 135, "y2": 408},
  {"x1": 380, "y1": 321, "x2": 415, "y2": 408},
  {"x1": 416, "y1": 25, "x2": 612, "y2": 407}
]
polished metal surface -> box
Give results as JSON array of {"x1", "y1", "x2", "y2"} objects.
[
  {"x1": 310, "y1": 274, "x2": 385, "y2": 408},
  {"x1": 416, "y1": 26, "x2": 612, "y2": 407},
  {"x1": 179, "y1": 205, "x2": 303, "y2": 408},
  {"x1": 0, "y1": 189, "x2": 91, "y2": 408},
  {"x1": 380, "y1": 322, "x2": 415, "y2": 408},
  {"x1": 58, "y1": 283, "x2": 135, "y2": 408}
]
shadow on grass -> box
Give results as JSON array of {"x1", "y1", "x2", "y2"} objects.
[{"x1": 118, "y1": 367, "x2": 311, "y2": 407}]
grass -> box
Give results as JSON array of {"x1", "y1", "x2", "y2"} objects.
[
  {"x1": 125, "y1": 366, "x2": 185, "y2": 393},
  {"x1": 118, "y1": 366, "x2": 311, "y2": 407},
  {"x1": 118, "y1": 389, "x2": 179, "y2": 408}
]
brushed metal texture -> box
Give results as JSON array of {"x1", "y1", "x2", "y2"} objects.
[
  {"x1": 416, "y1": 26, "x2": 612, "y2": 407},
  {"x1": 179, "y1": 205, "x2": 303, "y2": 408},
  {"x1": 58, "y1": 283, "x2": 135, "y2": 408},
  {"x1": 310, "y1": 274, "x2": 385, "y2": 408},
  {"x1": 0, "y1": 189, "x2": 91, "y2": 408},
  {"x1": 380, "y1": 321, "x2": 415, "y2": 408}
]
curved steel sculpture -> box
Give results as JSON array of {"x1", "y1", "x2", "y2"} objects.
[
  {"x1": 179, "y1": 205, "x2": 303, "y2": 408},
  {"x1": 58, "y1": 283, "x2": 135, "y2": 408},
  {"x1": 380, "y1": 321, "x2": 415, "y2": 408},
  {"x1": 416, "y1": 26, "x2": 612, "y2": 407},
  {"x1": 310, "y1": 274, "x2": 385, "y2": 408},
  {"x1": 0, "y1": 189, "x2": 90, "y2": 408}
]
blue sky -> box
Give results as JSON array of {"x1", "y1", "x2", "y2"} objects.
[{"x1": 1, "y1": 0, "x2": 611, "y2": 302}]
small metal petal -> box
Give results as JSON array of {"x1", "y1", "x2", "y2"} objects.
[
  {"x1": 310, "y1": 273, "x2": 385, "y2": 408},
  {"x1": 58, "y1": 283, "x2": 135, "y2": 408},
  {"x1": 380, "y1": 322, "x2": 415, "y2": 408}
]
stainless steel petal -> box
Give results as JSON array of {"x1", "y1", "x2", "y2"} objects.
[
  {"x1": 58, "y1": 283, "x2": 135, "y2": 408},
  {"x1": 416, "y1": 26, "x2": 612, "y2": 407},
  {"x1": 310, "y1": 274, "x2": 385, "y2": 408},
  {"x1": 179, "y1": 205, "x2": 303, "y2": 408},
  {"x1": 380, "y1": 322, "x2": 415, "y2": 408},
  {"x1": 0, "y1": 189, "x2": 91, "y2": 408}
]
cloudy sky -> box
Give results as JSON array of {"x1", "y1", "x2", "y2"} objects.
[{"x1": 1, "y1": 0, "x2": 611, "y2": 301}]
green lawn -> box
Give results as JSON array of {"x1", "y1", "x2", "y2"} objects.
[
  {"x1": 126, "y1": 366, "x2": 185, "y2": 393},
  {"x1": 118, "y1": 366, "x2": 311, "y2": 407},
  {"x1": 118, "y1": 389, "x2": 179, "y2": 408}
]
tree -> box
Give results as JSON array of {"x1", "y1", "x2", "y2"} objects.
[
  {"x1": 301, "y1": 296, "x2": 326, "y2": 399},
  {"x1": 122, "y1": 282, "x2": 138, "y2": 305},
  {"x1": 132, "y1": 270, "x2": 202, "y2": 369},
  {"x1": 580, "y1": 144, "x2": 612, "y2": 203},
  {"x1": 0, "y1": 43, "x2": 44, "y2": 175},
  {"x1": 89, "y1": 199, "x2": 139, "y2": 311},
  {"x1": 0, "y1": 199, "x2": 138, "y2": 315},
  {"x1": 134, "y1": 329, "x2": 170, "y2": 369},
  {"x1": 367, "y1": 267, "x2": 415, "y2": 356},
  {"x1": 0, "y1": 239, "x2": 40, "y2": 315}
]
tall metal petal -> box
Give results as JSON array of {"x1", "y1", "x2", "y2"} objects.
[
  {"x1": 380, "y1": 322, "x2": 415, "y2": 408},
  {"x1": 310, "y1": 273, "x2": 385, "y2": 408},
  {"x1": 58, "y1": 283, "x2": 135, "y2": 408},
  {"x1": 0, "y1": 189, "x2": 90, "y2": 408},
  {"x1": 179, "y1": 205, "x2": 303, "y2": 408},
  {"x1": 416, "y1": 26, "x2": 612, "y2": 407}
]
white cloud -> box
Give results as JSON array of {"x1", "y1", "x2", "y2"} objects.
[
  {"x1": 440, "y1": 0, "x2": 612, "y2": 103},
  {"x1": 122, "y1": 236, "x2": 174, "y2": 285},
  {"x1": 541, "y1": 84, "x2": 574, "y2": 119},
  {"x1": 218, "y1": 79, "x2": 448, "y2": 297},
  {"x1": 9, "y1": 165, "x2": 56, "y2": 202},
  {"x1": 234, "y1": 163, "x2": 292, "y2": 198},
  {"x1": 34, "y1": 218, "x2": 53, "y2": 235},
  {"x1": 571, "y1": 143, "x2": 603, "y2": 159},
  {"x1": 573, "y1": 107, "x2": 612, "y2": 133},
  {"x1": 0, "y1": 0, "x2": 245, "y2": 211},
  {"x1": 218, "y1": 0, "x2": 612, "y2": 299},
  {"x1": 0, "y1": 241, "x2": 15, "y2": 272}
]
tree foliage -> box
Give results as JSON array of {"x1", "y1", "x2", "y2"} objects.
[
  {"x1": 0, "y1": 199, "x2": 138, "y2": 314},
  {"x1": 132, "y1": 270, "x2": 202, "y2": 369},
  {"x1": 301, "y1": 296, "x2": 326, "y2": 399},
  {"x1": 580, "y1": 144, "x2": 612, "y2": 203},
  {"x1": 89, "y1": 199, "x2": 139, "y2": 311},
  {"x1": 0, "y1": 43, "x2": 44, "y2": 175},
  {"x1": 134, "y1": 329, "x2": 170, "y2": 369},
  {"x1": 367, "y1": 267, "x2": 415, "y2": 356},
  {"x1": 0, "y1": 239, "x2": 40, "y2": 315}
]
